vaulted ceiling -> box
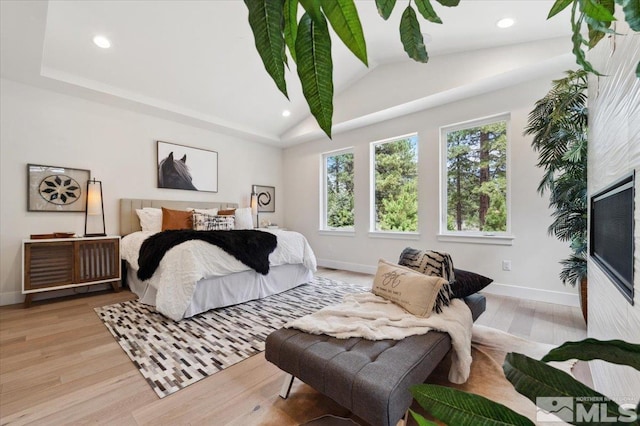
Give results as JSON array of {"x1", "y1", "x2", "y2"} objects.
[{"x1": 1, "y1": 1, "x2": 573, "y2": 147}]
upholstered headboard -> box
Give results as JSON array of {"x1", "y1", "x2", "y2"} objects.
[{"x1": 119, "y1": 198, "x2": 239, "y2": 236}]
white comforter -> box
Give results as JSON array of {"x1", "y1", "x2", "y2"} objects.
[
  {"x1": 121, "y1": 229, "x2": 317, "y2": 320},
  {"x1": 286, "y1": 293, "x2": 473, "y2": 384}
]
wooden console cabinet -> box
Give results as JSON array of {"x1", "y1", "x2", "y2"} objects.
[{"x1": 22, "y1": 236, "x2": 121, "y2": 307}]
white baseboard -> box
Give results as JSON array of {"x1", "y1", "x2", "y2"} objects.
[
  {"x1": 483, "y1": 282, "x2": 579, "y2": 307},
  {"x1": 317, "y1": 259, "x2": 377, "y2": 275},
  {"x1": 0, "y1": 284, "x2": 112, "y2": 307},
  {"x1": 316, "y1": 259, "x2": 580, "y2": 307},
  {"x1": 0, "y1": 291, "x2": 24, "y2": 306}
]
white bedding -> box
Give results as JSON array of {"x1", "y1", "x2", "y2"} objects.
[{"x1": 121, "y1": 229, "x2": 317, "y2": 320}]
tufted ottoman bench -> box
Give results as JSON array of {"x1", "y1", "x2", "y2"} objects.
[{"x1": 265, "y1": 293, "x2": 486, "y2": 426}]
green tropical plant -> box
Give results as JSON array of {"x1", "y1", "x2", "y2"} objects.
[
  {"x1": 409, "y1": 338, "x2": 640, "y2": 425},
  {"x1": 549, "y1": 0, "x2": 640, "y2": 76},
  {"x1": 524, "y1": 70, "x2": 588, "y2": 286},
  {"x1": 244, "y1": 0, "x2": 640, "y2": 138}
]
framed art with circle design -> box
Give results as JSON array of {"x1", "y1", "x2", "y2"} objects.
[
  {"x1": 27, "y1": 164, "x2": 91, "y2": 212},
  {"x1": 252, "y1": 184, "x2": 275, "y2": 212}
]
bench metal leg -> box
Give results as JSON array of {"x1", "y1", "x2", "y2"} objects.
[
  {"x1": 279, "y1": 373, "x2": 294, "y2": 399},
  {"x1": 396, "y1": 410, "x2": 409, "y2": 426}
]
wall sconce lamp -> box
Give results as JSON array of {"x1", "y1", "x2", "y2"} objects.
[
  {"x1": 250, "y1": 191, "x2": 259, "y2": 229},
  {"x1": 84, "y1": 178, "x2": 106, "y2": 236}
]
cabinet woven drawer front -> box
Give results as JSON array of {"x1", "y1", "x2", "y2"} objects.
[
  {"x1": 76, "y1": 240, "x2": 119, "y2": 283},
  {"x1": 25, "y1": 243, "x2": 74, "y2": 289}
]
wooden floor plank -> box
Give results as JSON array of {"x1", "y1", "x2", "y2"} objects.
[{"x1": 0, "y1": 268, "x2": 588, "y2": 425}]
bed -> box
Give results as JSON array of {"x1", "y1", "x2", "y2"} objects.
[{"x1": 119, "y1": 198, "x2": 317, "y2": 320}]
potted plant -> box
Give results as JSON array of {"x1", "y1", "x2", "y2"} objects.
[{"x1": 524, "y1": 69, "x2": 588, "y2": 321}]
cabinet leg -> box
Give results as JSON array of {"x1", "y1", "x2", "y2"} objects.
[
  {"x1": 111, "y1": 281, "x2": 121, "y2": 293},
  {"x1": 24, "y1": 294, "x2": 33, "y2": 308}
]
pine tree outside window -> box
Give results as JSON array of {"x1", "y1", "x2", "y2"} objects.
[
  {"x1": 370, "y1": 134, "x2": 419, "y2": 234},
  {"x1": 321, "y1": 148, "x2": 355, "y2": 231},
  {"x1": 441, "y1": 114, "x2": 510, "y2": 237}
]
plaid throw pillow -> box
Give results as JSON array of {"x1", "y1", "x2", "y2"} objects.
[
  {"x1": 398, "y1": 247, "x2": 456, "y2": 313},
  {"x1": 192, "y1": 212, "x2": 235, "y2": 231}
]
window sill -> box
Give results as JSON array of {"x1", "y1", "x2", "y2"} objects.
[
  {"x1": 437, "y1": 233, "x2": 514, "y2": 246},
  {"x1": 318, "y1": 229, "x2": 355, "y2": 237},
  {"x1": 368, "y1": 231, "x2": 420, "y2": 240}
]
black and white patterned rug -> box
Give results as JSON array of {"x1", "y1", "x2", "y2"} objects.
[{"x1": 95, "y1": 276, "x2": 369, "y2": 398}]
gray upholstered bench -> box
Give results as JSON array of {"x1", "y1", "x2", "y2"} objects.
[{"x1": 265, "y1": 293, "x2": 486, "y2": 426}]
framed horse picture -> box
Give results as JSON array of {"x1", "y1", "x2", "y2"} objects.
[{"x1": 157, "y1": 141, "x2": 218, "y2": 192}]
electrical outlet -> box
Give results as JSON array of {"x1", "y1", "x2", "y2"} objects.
[{"x1": 502, "y1": 260, "x2": 512, "y2": 271}]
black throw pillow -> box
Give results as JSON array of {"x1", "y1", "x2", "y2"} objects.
[{"x1": 450, "y1": 268, "x2": 493, "y2": 298}]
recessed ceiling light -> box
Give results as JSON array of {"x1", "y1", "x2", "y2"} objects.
[
  {"x1": 282, "y1": 110, "x2": 291, "y2": 117},
  {"x1": 93, "y1": 35, "x2": 111, "y2": 49},
  {"x1": 496, "y1": 18, "x2": 515, "y2": 29}
]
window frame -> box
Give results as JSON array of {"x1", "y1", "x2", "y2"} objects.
[
  {"x1": 369, "y1": 132, "x2": 420, "y2": 237},
  {"x1": 320, "y1": 147, "x2": 355, "y2": 234},
  {"x1": 439, "y1": 113, "x2": 514, "y2": 245}
]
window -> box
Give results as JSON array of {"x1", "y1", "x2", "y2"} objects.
[
  {"x1": 321, "y1": 149, "x2": 354, "y2": 231},
  {"x1": 441, "y1": 114, "x2": 509, "y2": 235},
  {"x1": 371, "y1": 134, "x2": 419, "y2": 233}
]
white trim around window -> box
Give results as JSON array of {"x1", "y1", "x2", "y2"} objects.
[
  {"x1": 439, "y1": 113, "x2": 513, "y2": 242},
  {"x1": 320, "y1": 147, "x2": 355, "y2": 233},
  {"x1": 369, "y1": 132, "x2": 419, "y2": 234}
]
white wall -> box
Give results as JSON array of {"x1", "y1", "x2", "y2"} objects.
[
  {"x1": 0, "y1": 78, "x2": 283, "y2": 305},
  {"x1": 283, "y1": 75, "x2": 577, "y2": 305},
  {"x1": 586, "y1": 20, "x2": 640, "y2": 400}
]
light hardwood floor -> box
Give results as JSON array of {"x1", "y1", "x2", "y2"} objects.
[{"x1": 0, "y1": 268, "x2": 587, "y2": 425}]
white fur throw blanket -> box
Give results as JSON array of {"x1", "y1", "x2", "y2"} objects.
[{"x1": 285, "y1": 292, "x2": 473, "y2": 384}]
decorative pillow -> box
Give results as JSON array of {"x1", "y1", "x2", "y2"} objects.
[
  {"x1": 372, "y1": 259, "x2": 446, "y2": 318},
  {"x1": 135, "y1": 208, "x2": 162, "y2": 233},
  {"x1": 192, "y1": 212, "x2": 235, "y2": 231},
  {"x1": 161, "y1": 207, "x2": 193, "y2": 231},
  {"x1": 398, "y1": 247, "x2": 455, "y2": 313},
  {"x1": 450, "y1": 268, "x2": 493, "y2": 299},
  {"x1": 234, "y1": 207, "x2": 254, "y2": 230},
  {"x1": 398, "y1": 247, "x2": 456, "y2": 282},
  {"x1": 217, "y1": 208, "x2": 236, "y2": 216}
]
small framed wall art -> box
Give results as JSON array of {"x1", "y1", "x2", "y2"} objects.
[
  {"x1": 27, "y1": 164, "x2": 91, "y2": 212},
  {"x1": 252, "y1": 185, "x2": 275, "y2": 212},
  {"x1": 157, "y1": 141, "x2": 218, "y2": 192}
]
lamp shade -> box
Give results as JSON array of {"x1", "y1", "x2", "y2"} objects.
[
  {"x1": 87, "y1": 181, "x2": 102, "y2": 215},
  {"x1": 250, "y1": 192, "x2": 259, "y2": 229},
  {"x1": 84, "y1": 178, "x2": 106, "y2": 237},
  {"x1": 250, "y1": 192, "x2": 258, "y2": 214}
]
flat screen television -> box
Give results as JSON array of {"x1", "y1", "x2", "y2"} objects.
[{"x1": 590, "y1": 172, "x2": 635, "y2": 304}]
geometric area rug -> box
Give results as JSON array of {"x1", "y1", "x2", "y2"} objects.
[{"x1": 94, "y1": 276, "x2": 369, "y2": 398}]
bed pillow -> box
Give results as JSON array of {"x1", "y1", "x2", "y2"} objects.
[
  {"x1": 192, "y1": 212, "x2": 235, "y2": 230},
  {"x1": 217, "y1": 208, "x2": 236, "y2": 216},
  {"x1": 136, "y1": 208, "x2": 162, "y2": 233},
  {"x1": 234, "y1": 207, "x2": 254, "y2": 229},
  {"x1": 372, "y1": 259, "x2": 445, "y2": 318},
  {"x1": 398, "y1": 247, "x2": 456, "y2": 282},
  {"x1": 450, "y1": 268, "x2": 493, "y2": 298},
  {"x1": 161, "y1": 207, "x2": 193, "y2": 231}
]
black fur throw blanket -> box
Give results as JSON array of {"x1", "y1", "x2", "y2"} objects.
[{"x1": 137, "y1": 229, "x2": 278, "y2": 281}]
